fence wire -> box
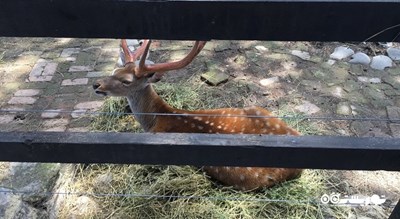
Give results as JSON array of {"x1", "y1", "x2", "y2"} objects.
[
  {"x1": 0, "y1": 106, "x2": 398, "y2": 211},
  {"x1": 0, "y1": 108, "x2": 399, "y2": 123},
  {"x1": 0, "y1": 188, "x2": 396, "y2": 208}
]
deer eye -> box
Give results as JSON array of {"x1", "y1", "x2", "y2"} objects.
[{"x1": 121, "y1": 80, "x2": 132, "y2": 85}]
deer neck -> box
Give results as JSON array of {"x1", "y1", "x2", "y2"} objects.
[{"x1": 126, "y1": 84, "x2": 173, "y2": 132}]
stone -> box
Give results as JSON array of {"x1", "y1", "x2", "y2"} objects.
[
  {"x1": 0, "y1": 187, "x2": 46, "y2": 219},
  {"x1": 1, "y1": 163, "x2": 61, "y2": 204},
  {"x1": 369, "y1": 78, "x2": 381, "y2": 84},
  {"x1": 294, "y1": 101, "x2": 320, "y2": 115},
  {"x1": 259, "y1": 76, "x2": 279, "y2": 86},
  {"x1": 29, "y1": 62, "x2": 47, "y2": 76},
  {"x1": 364, "y1": 87, "x2": 386, "y2": 100},
  {"x1": 61, "y1": 78, "x2": 89, "y2": 86},
  {"x1": 43, "y1": 127, "x2": 67, "y2": 132},
  {"x1": 326, "y1": 59, "x2": 336, "y2": 66},
  {"x1": 389, "y1": 124, "x2": 400, "y2": 137},
  {"x1": 74, "y1": 101, "x2": 103, "y2": 110},
  {"x1": 330, "y1": 46, "x2": 354, "y2": 60},
  {"x1": 336, "y1": 102, "x2": 352, "y2": 115},
  {"x1": 14, "y1": 89, "x2": 41, "y2": 97},
  {"x1": 60, "y1": 48, "x2": 80, "y2": 58},
  {"x1": 350, "y1": 121, "x2": 374, "y2": 136},
  {"x1": 255, "y1": 45, "x2": 268, "y2": 52},
  {"x1": 330, "y1": 86, "x2": 344, "y2": 98},
  {"x1": 27, "y1": 75, "x2": 53, "y2": 82},
  {"x1": 68, "y1": 66, "x2": 94, "y2": 72},
  {"x1": 8, "y1": 97, "x2": 37, "y2": 105},
  {"x1": 291, "y1": 50, "x2": 311, "y2": 61},
  {"x1": 42, "y1": 63, "x2": 58, "y2": 76},
  {"x1": 382, "y1": 75, "x2": 400, "y2": 89},
  {"x1": 41, "y1": 110, "x2": 62, "y2": 119},
  {"x1": 126, "y1": 39, "x2": 140, "y2": 47},
  {"x1": 0, "y1": 115, "x2": 14, "y2": 124},
  {"x1": 387, "y1": 47, "x2": 400, "y2": 61},
  {"x1": 43, "y1": 118, "x2": 69, "y2": 128},
  {"x1": 200, "y1": 69, "x2": 229, "y2": 86},
  {"x1": 357, "y1": 76, "x2": 381, "y2": 84},
  {"x1": 370, "y1": 55, "x2": 393, "y2": 70},
  {"x1": 387, "y1": 106, "x2": 400, "y2": 123},
  {"x1": 343, "y1": 80, "x2": 361, "y2": 92},
  {"x1": 71, "y1": 109, "x2": 87, "y2": 118},
  {"x1": 67, "y1": 127, "x2": 89, "y2": 132},
  {"x1": 379, "y1": 42, "x2": 393, "y2": 48},
  {"x1": 349, "y1": 52, "x2": 371, "y2": 65},
  {"x1": 86, "y1": 71, "x2": 108, "y2": 78}
]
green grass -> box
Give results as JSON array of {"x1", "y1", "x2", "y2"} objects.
[{"x1": 76, "y1": 81, "x2": 351, "y2": 218}]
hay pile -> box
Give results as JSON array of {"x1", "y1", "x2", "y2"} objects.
[{"x1": 58, "y1": 82, "x2": 351, "y2": 218}]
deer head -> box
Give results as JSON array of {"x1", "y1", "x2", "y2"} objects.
[{"x1": 93, "y1": 40, "x2": 206, "y2": 97}]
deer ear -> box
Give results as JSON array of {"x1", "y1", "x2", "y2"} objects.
[
  {"x1": 147, "y1": 72, "x2": 163, "y2": 83},
  {"x1": 112, "y1": 67, "x2": 124, "y2": 75}
]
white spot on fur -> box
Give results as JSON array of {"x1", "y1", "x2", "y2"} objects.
[
  {"x1": 210, "y1": 122, "x2": 214, "y2": 126},
  {"x1": 217, "y1": 125, "x2": 222, "y2": 129},
  {"x1": 205, "y1": 121, "x2": 210, "y2": 124},
  {"x1": 256, "y1": 111, "x2": 261, "y2": 115},
  {"x1": 254, "y1": 172, "x2": 259, "y2": 178},
  {"x1": 184, "y1": 120, "x2": 188, "y2": 123},
  {"x1": 222, "y1": 110, "x2": 226, "y2": 114},
  {"x1": 261, "y1": 128, "x2": 267, "y2": 133},
  {"x1": 240, "y1": 175, "x2": 245, "y2": 181},
  {"x1": 275, "y1": 124, "x2": 281, "y2": 129},
  {"x1": 264, "y1": 175, "x2": 274, "y2": 182},
  {"x1": 209, "y1": 130, "x2": 213, "y2": 133},
  {"x1": 231, "y1": 129, "x2": 235, "y2": 132},
  {"x1": 198, "y1": 126, "x2": 204, "y2": 130},
  {"x1": 246, "y1": 167, "x2": 252, "y2": 171}
]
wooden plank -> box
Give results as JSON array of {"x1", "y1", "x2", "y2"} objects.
[
  {"x1": 0, "y1": 132, "x2": 399, "y2": 170},
  {"x1": 0, "y1": 0, "x2": 400, "y2": 41}
]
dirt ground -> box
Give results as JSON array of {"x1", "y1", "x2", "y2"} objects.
[{"x1": 0, "y1": 38, "x2": 399, "y2": 218}]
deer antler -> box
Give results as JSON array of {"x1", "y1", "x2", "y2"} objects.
[
  {"x1": 121, "y1": 39, "x2": 150, "y2": 65},
  {"x1": 120, "y1": 39, "x2": 207, "y2": 78}
]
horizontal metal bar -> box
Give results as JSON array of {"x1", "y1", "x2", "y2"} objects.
[
  {"x1": 1, "y1": 0, "x2": 400, "y2": 41},
  {"x1": 0, "y1": 132, "x2": 399, "y2": 170}
]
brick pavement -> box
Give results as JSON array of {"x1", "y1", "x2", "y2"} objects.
[{"x1": 0, "y1": 38, "x2": 119, "y2": 132}]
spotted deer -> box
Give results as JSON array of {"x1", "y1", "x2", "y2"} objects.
[{"x1": 93, "y1": 40, "x2": 302, "y2": 191}]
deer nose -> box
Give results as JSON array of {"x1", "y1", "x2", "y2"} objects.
[{"x1": 93, "y1": 83, "x2": 101, "y2": 90}]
